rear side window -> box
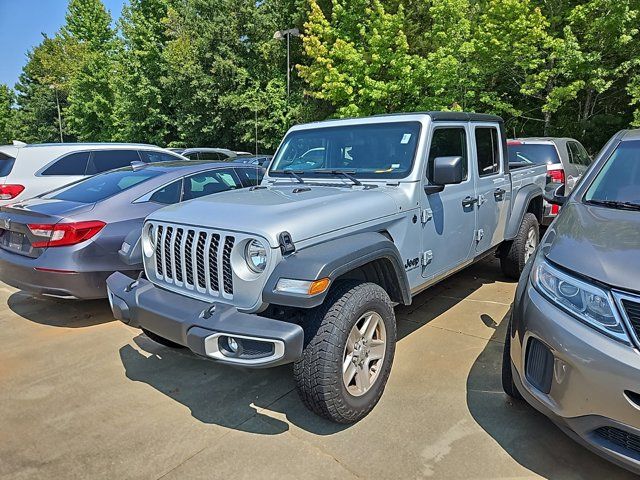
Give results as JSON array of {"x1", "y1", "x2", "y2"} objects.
[
  {"x1": 182, "y1": 168, "x2": 241, "y2": 201},
  {"x1": 0, "y1": 156, "x2": 16, "y2": 177},
  {"x1": 41, "y1": 151, "x2": 90, "y2": 176},
  {"x1": 507, "y1": 143, "x2": 560, "y2": 166},
  {"x1": 197, "y1": 151, "x2": 225, "y2": 161},
  {"x1": 86, "y1": 150, "x2": 141, "y2": 175},
  {"x1": 568, "y1": 141, "x2": 591, "y2": 166},
  {"x1": 427, "y1": 128, "x2": 468, "y2": 181},
  {"x1": 138, "y1": 150, "x2": 182, "y2": 163},
  {"x1": 475, "y1": 127, "x2": 500, "y2": 177},
  {"x1": 149, "y1": 180, "x2": 182, "y2": 204},
  {"x1": 44, "y1": 169, "x2": 161, "y2": 203},
  {"x1": 235, "y1": 167, "x2": 263, "y2": 187}
]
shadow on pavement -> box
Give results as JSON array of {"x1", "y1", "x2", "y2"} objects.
[
  {"x1": 118, "y1": 258, "x2": 506, "y2": 436},
  {"x1": 466, "y1": 311, "x2": 636, "y2": 479},
  {"x1": 8, "y1": 291, "x2": 114, "y2": 327}
]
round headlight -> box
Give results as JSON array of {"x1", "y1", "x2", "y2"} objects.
[
  {"x1": 142, "y1": 224, "x2": 155, "y2": 258},
  {"x1": 245, "y1": 239, "x2": 267, "y2": 273}
]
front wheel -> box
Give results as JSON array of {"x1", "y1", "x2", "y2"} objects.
[
  {"x1": 293, "y1": 281, "x2": 396, "y2": 423},
  {"x1": 500, "y1": 213, "x2": 539, "y2": 280}
]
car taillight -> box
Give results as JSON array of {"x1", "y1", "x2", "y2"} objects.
[
  {"x1": 0, "y1": 184, "x2": 25, "y2": 200},
  {"x1": 28, "y1": 221, "x2": 106, "y2": 248},
  {"x1": 547, "y1": 169, "x2": 565, "y2": 184}
]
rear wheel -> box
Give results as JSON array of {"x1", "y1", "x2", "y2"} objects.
[
  {"x1": 500, "y1": 212, "x2": 539, "y2": 280},
  {"x1": 294, "y1": 281, "x2": 396, "y2": 423},
  {"x1": 142, "y1": 328, "x2": 185, "y2": 349}
]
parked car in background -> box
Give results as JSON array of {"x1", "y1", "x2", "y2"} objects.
[
  {"x1": 0, "y1": 161, "x2": 263, "y2": 299},
  {"x1": 233, "y1": 155, "x2": 273, "y2": 167},
  {"x1": 107, "y1": 112, "x2": 547, "y2": 423},
  {"x1": 507, "y1": 137, "x2": 592, "y2": 224},
  {"x1": 0, "y1": 143, "x2": 185, "y2": 207},
  {"x1": 502, "y1": 129, "x2": 640, "y2": 474},
  {"x1": 181, "y1": 148, "x2": 238, "y2": 161},
  {"x1": 165, "y1": 147, "x2": 186, "y2": 155}
]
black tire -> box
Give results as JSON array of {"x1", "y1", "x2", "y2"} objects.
[
  {"x1": 142, "y1": 328, "x2": 185, "y2": 349},
  {"x1": 501, "y1": 315, "x2": 523, "y2": 400},
  {"x1": 500, "y1": 212, "x2": 539, "y2": 280},
  {"x1": 293, "y1": 281, "x2": 396, "y2": 423}
]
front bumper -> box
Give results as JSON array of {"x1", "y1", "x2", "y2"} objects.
[
  {"x1": 510, "y1": 281, "x2": 640, "y2": 474},
  {"x1": 106, "y1": 271, "x2": 304, "y2": 368},
  {"x1": 0, "y1": 249, "x2": 119, "y2": 299}
]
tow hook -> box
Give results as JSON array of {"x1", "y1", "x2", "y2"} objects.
[
  {"x1": 202, "y1": 305, "x2": 216, "y2": 319},
  {"x1": 125, "y1": 272, "x2": 144, "y2": 292}
]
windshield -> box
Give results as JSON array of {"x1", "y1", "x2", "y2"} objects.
[
  {"x1": 584, "y1": 140, "x2": 640, "y2": 206},
  {"x1": 507, "y1": 143, "x2": 560, "y2": 165},
  {"x1": 43, "y1": 168, "x2": 162, "y2": 203},
  {"x1": 269, "y1": 122, "x2": 421, "y2": 179}
]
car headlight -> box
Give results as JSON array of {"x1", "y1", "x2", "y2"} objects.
[
  {"x1": 142, "y1": 224, "x2": 155, "y2": 258},
  {"x1": 531, "y1": 254, "x2": 628, "y2": 343},
  {"x1": 245, "y1": 239, "x2": 267, "y2": 273}
]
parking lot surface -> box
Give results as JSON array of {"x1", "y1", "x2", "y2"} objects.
[{"x1": 0, "y1": 259, "x2": 635, "y2": 479}]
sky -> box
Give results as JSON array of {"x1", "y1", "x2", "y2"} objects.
[{"x1": 0, "y1": 0, "x2": 127, "y2": 88}]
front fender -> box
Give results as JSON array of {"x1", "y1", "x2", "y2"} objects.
[{"x1": 262, "y1": 232, "x2": 411, "y2": 308}]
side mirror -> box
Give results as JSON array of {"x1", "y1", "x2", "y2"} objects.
[
  {"x1": 543, "y1": 182, "x2": 567, "y2": 206},
  {"x1": 119, "y1": 229, "x2": 143, "y2": 266},
  {"x1": 425, "y1": 156, "x2": 464, "y2": 195}
]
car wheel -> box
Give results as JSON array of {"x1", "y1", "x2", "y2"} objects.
[
  {"x1": 293, "y1": 281, "x2": 396, "y2": 423},
  {"x1": 142, "y1": 328, "x2": 185, "y2": 349},
  {"x1": 500, "y1": 212, "x2": 539, "y2": 280},
  {"x1": 501, "y1": 315, "x2": 523, "y2": 400}
]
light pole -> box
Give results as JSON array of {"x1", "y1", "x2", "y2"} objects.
[
  {"x1": 273, "y1": 28, "x2": 300, "y2": 98},
  {"x1": 49, "y1": 84, "x2": 63, "y2": 143}
]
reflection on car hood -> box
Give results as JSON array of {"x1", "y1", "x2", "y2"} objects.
[
  {"x1": 543, "y1": 202, "x2": 640, "y2": 293},
  {"x1": 149, "y1": 184, "x2": 400, "y2": 247}
]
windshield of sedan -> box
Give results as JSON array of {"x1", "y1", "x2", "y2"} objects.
[
  {"x1": 269, "y1": 121, "x2": 421, "y2": 179},
  {"x1": 43, "y1": 168, "x2": 162, "y2": 203},
  {"x1": 584, "y1": 139, "x2": 640, "y2": 207}
]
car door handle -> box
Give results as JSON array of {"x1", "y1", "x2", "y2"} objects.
[
  {"x1": 462, "y1": 196, "x2": 478, "y2": 208},
  {"x1": 494, "y1": 188, "x2": 506, "y2": 199}
]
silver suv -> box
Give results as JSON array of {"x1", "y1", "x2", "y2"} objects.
[{"x1": 107, "y1": 112, "x2": 547, "y2": 423}]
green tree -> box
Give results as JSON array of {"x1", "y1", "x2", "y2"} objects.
[{"x1": 0, "y1": 85, "x2": 15, "y2": 144}]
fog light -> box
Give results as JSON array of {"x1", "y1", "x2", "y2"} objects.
[{"x1": 228, "y1": 337, "x2": 239, "y2": 353}]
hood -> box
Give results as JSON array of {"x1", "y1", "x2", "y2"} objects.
[
  {"x1": 149, "y1": 184, "x2": 400, "y2": 247},
  {"x1": 543, "y1": 201, "x2": 640, "y2": 293}
]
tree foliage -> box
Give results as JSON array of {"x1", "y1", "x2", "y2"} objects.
[{"x1": 2, "y1": 0, "x2": 640, "y2": 152}]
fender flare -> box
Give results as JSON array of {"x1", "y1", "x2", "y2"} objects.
[
  {"x1": 262, "y1": 231, "x2": 411, "y2": 308},
  {"x1": 504, "y1": 184, "x2": 542, "y2": 241}
]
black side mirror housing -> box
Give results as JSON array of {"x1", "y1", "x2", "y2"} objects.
[
  {"x1": 543, "y1": 182, "x2": 567, "y2": 206},
  {"x1": 425, "y1": 156, "x2": 464, "y2": 195}
]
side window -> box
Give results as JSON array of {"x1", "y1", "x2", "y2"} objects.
[
  {"x1": 139, "y1": 151, "x2": 182, "y2": 163},
  {"x1": 182, "y1": 168, "x2": 241, "y2": 201},
  {"x1": 183, "y1": 152, "x2": 198, "y2": 160},
  {"x1": 149, "y1": 180, "x2": 182, "y2": 204},
  {"x1": 197, "y1": 151, "x2": 223, "y2": 161},
  {"x1": 474, "y1": 127, "x2": 500, "y2": 177},
  {"x1": 427, "y1": 128, "x2": 468, "y2": 181},
  {"x1": 567, "y1": 142, "x2": 581, "y2": 165},
  {"x1": 575, "y1": 143, "x2": 591, "y2": 166},
  {"x1": 235, "y1": 167, "x2": 263, "y2": 187},
  {"x1": 41, "y1": 151, "x2": 91, "y2": 176},
  {"x1": 86, "y1": 150, "x2": 141, "y2": 175}
]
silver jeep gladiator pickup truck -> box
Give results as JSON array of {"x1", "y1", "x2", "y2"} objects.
[{"x1": 107, "y1": 112, "x2": 547, "y2": 423}]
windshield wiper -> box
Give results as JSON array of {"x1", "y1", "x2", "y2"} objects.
[
  {"x1": 587, "y1": 199, "x2": 640, "y2": 211},
  {"x1": 307, "y1": 169, "x2": 362, "y2": 186},
  {"x1": 280, "y1": 170, "x2": 305, "y2": 184}
]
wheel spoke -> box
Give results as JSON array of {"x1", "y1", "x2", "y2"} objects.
[
  {"x1": 346, "y1": 328, "x2": 360, "y2": 351},
  {"x1": 363, "y1": 314, "x2": 379, "y2": 341},
  {"x1": 355, "y1": 364, "x2": 370, "y2": 392},
  {"x1": 343, "y1": 358, "x2": 357, "y2": 386},
  {"x1": 369, "y1": 340, "x2": 385, "y2": 360},
  {"x1": 359, "y1": 313, "x2": 373, "y2": 337}
]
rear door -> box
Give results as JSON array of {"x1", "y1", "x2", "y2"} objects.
[
  {"x1": 421, "y1": 124, "x2": 477, "y2": 279},
  {"x1": 473, "y1": 124, "x2": 511, "y2": 253},
  {"x1": 562, "y1": 141, "x2": 582, "y2": 193}
]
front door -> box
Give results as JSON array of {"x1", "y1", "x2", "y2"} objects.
[
  {"x1": 473, "y1": 125, "x2": 511, "y2": 253},
  {"x1": 421, "y1": 125, "x2": 477, "y2": 279}
]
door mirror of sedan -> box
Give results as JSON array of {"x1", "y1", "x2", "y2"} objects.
[
  {"x1": 544, "y1": 182, "x2": 567, "y2": 206},
  {"x1": 425, "y1": 156, "x2": 464, "y2": 195}
]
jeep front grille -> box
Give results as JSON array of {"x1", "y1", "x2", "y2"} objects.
[{"x1": 150, "y1": 222, "x2": 234, "y2": 298}]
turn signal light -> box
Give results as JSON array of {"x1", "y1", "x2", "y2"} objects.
[
  {"x1": 28, "y1": 221, "x2": 106, "y2": 248},
  {"x1": 308, "y1": 278, "x2": 331, "y2": 295},
  {"x1": 0, "y1": 184, "x2": 25, "y2": 200}
]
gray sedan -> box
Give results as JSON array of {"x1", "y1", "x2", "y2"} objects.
[
  {"x1": 0, "y1": 161, "x2": 264, "y2": 299},
  {"x1": 503, "y1": 129, "x2": 640, "y2": 474}
]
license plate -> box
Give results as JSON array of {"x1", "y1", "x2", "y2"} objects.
[{"x1": 8, "y1": 231, "x2": 25, "y2": 250}]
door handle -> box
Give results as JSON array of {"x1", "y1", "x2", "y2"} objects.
[
  {"x1": 494, "y1": 188, "x2": 506, "y2": 199},
  {"x1": 462, "y1": 196, "x2": 478, "y2": 208}
]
